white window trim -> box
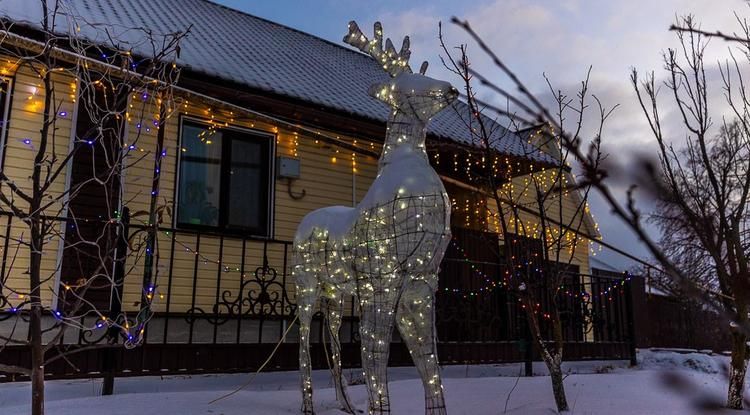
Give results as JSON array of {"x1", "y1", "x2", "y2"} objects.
[
  {"x1": 0, "y1": 76, "x2": 14, "y2": 169},
  {"x1": 51, "y1": 76, "x2": 81, "y2": 311}
]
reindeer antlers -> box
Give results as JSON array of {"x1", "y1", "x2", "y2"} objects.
[{"x1": 344, "y1": 21, "x2": 428, "y2": 77}]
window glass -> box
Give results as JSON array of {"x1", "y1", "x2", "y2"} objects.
[
  {"x1": 228, "y1": 137, "x2": 264, "y2": 229},
  {"x1": 177, "y1": 120, "x2": 271, "y2": 235},
  {"x1": 178, "y1": 124, "x2": 222, "y2": 227}
]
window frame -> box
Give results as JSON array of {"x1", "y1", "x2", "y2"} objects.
[
  {"x1": 0, "y1": 77, "x2": 14, "y2": 169},
  {"x1": 174, "y1": 116, "x2": 276, "y2": 238}
]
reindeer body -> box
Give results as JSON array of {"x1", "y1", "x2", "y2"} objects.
[
  {"x1": 295, "y1": 139, "x2": 451, "y2": 296},
  {"x1": 293, "y1": 22, "x2": 458, "y2": 415}
]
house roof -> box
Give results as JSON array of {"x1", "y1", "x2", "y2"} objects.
[{"x1": 0, "y1": 0, "x2": 554, "y2": 163}]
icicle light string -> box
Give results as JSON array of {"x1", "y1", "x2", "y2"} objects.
[
  {"x1": 17, "y1": 74, "x2": 381, "y2": 176},
  {"x1": 35, "y1": 86, "x2": 598, "y2": 223},
  {"x1": 16, "y1": 73, "x2": 604, "y2": 261}
]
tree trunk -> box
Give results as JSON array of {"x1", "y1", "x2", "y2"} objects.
[
  {"x1": 526, "y1": 304, "x2": 569, "y2": 412},
  {"x1": 547, "y1": 354, "x2": 569, "y2": 413},
  {"x1": 30, "y1": 308, "x2": 44, "y2": 415},
  {"x1": 30, "y1": 15, "x2": 52, "y2": 411},
  {"x1": 727, "y1": 329, "x2": 747, "y2": 410},
  {"x1": 547, "y1": 306, "x2": 569, "y2": 412},
  {"x1": 29, "y1": 220, "x2": 45, "y2": 415}
]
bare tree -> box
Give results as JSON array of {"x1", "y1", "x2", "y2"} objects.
[
  {"x1": 447, "y1": 12, "x2": 750, "y2": 412},
  {"x1": 645, "y1": 124, "x2": 745, "y2": 304},
  {"x1": 0, "y1": 2, "x2": 187, "y2": 414},
  {"x1": 632, "y1": 16, "x2": 750, "y2": 408},
  {"x1": 438, "y1": 25, "x2": 610, "y2": 412}
]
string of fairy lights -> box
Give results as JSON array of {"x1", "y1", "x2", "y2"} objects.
[
  {"x1": 0, "y1": 55, "x2": 182, "y2": 344},
  {"x1": 1, "y1": 58, "x2": 609, "y2": 338},
  {"x1": 436, "y1": 126, "x2": 604, "y2": 261},
  {"x1": 443, "y1": 238, "x2": 632, "y2": 301},
  {"x1": 7, "y1": 102, "x2": 599, "y2": 268},
  {"x1": 13, "y1": 64, "x2": 602, "y2": 253},
  {"x1": 0, "y1": 67, "x2": 389, "y2": 343}
]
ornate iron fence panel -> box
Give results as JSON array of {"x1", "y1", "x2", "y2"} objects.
[{"x1": 0, "y1": 214, "x2": 636, "y2": 381}]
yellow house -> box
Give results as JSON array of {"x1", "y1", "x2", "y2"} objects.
[{"x1": 0, "y1": 1, "x2": 626, "y2": 379}]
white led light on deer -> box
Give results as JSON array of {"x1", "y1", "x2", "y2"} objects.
[{"x1": 292, "y1": 21, "x2": 458, "y2": 415}]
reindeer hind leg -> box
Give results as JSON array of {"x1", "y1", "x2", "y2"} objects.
[{"x1": 324, "y1": 295, "x2": 356, "y2": 413}]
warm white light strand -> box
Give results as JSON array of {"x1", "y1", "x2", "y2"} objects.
[{"x1": 292, "y1": 21, "x2": 457, "y2": 415}]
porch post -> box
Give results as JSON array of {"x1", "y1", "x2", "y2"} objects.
[{"x1": 520, "y1": 312, "x2": 533, "y2": 376}]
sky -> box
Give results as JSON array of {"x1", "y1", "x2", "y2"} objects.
[{"x1": 216, "y1": 0, "x2": 747, "y2": 271}]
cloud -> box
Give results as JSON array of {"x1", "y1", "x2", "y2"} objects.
[
  {"x1": 238, "y1": 0, "x2": 749, "y2": 270},
  {"x1": 371, "y1": 0, "x2": 750, "y2": 269}
]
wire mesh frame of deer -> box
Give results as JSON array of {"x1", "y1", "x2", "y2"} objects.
[
  {"x1": 292, "y1": 20, "x2": 457, "y2": 415},
  {"x1": 294, "y1": 194, "x2": 450, "y2": 413},
  {"x1": 354, "y1": 193, "x2": 450, "y2": 415}
]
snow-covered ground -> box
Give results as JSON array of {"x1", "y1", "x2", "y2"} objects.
[{"x1": 0, "y1": 349, "x2": 741, "y2": 414}]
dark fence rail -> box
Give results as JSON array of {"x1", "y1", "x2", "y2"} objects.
[
  {"x1": 634, "y1": 291, "x2": 731, "y2": 352},
  {"x1": 0, "y1": 213, "x2": 636, "y2": 382}
]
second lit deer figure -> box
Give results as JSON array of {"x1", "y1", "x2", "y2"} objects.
[{"x1": 293, "y1": 21, "x2": 459, "y2": 414}]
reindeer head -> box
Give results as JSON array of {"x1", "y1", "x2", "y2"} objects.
[{"x1": 345, "y1": 21, "x2": 459, "y2": 124}]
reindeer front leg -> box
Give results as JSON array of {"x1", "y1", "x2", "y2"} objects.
[
  {"x1": 297, "y1": 282, "x2": 319, "y2": 414},
  {"x1": 396, "y1": 276, "x2": 446, "y2": 415},
  {"x1": 359, "y1": 286, "x2": 399, "y2": 414}
]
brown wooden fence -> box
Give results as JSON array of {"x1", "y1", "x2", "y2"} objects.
[{"x1": 631, "y1": 284, "x2": 731, "y2": 352}]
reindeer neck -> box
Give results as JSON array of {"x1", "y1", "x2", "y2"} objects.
[{"x1": 378, "y1": 109, "x2": 428, "y2": 168}]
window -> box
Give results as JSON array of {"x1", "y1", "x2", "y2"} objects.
[
  {"x1": 61, "y1": 79, "x2": 127, "y2": 311},
  {"x1": 176, "y1": 119, "x2": 273, "y2": 236}
]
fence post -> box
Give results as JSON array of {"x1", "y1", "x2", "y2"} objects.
[
  {"x1": 624, "y1": 277, "x2": 637, "y2": 367},
  {"x1": 102, "y1": 207, "x2": 130, "y2": 396},
  {"x1": 519, "y1": 314, "x2": 533, "y2": 376}
]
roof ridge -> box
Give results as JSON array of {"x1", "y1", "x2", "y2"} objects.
[{"x1": 198, "y1": 0, "x2": 376, "y2": 63}]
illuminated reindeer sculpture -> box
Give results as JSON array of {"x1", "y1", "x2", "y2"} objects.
[{"x1": 293, "y1": 21, "x2": 458, "y2": 415}]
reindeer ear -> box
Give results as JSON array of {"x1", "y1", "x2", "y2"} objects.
[
  {"x1": 367, "y1": 81, "x2": 395, "y2": 106},
  {"x1": 419, "y1": 61, "x2": 429, "y2": 75}
]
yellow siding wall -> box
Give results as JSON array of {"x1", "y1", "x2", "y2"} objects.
[
  {"x1": 117, "y1": 96, "x2": 379, "y2": 314},
  {"x1": 0, "y1": 62, "x2": 77, "y2": 306},
  {"x1": 0, "y1": 61, "x2": 593, "y2": 317},
  {"x1": 0, "y1": 61, "x2": 381, "y2": 313},
  {"x1": 483, "y1": 171, "x2": 593, "y2": 274}
]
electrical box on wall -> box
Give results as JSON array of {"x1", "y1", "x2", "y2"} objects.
[{"x1": 277, "y1": 156, "x2": 301, "y2": 179}]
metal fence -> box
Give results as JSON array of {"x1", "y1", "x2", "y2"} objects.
[{"x1": 0, "y1": 210, "x2": 636, "y2": 382}]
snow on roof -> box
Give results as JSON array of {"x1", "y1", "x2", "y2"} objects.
[{"x1": 0, "y1": 0, "x2": 553, "y2": 163}]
